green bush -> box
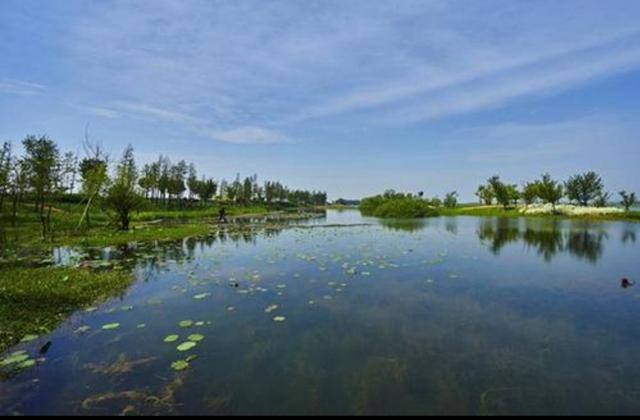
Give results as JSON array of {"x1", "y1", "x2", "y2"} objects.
[{"x1": 359, "y1": 192, "x2": 439, "y2": 218}]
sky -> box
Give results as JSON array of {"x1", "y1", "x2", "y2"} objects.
[{"x1": 1, "y1": 0, "x2": 639, "y2": 201}]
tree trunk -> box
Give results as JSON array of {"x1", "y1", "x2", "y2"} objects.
[
  {"x1": 77, "y1": 192, "x2": 97, "y2": 229},
  {"x1": 11, "y1": 193, "x2": 19, "y2": 227},
  {"x1": 121, "y1": 211, "x2": 130, "y2": 231}
]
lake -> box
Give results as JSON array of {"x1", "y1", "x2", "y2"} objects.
[{"x1": 1, "y1": 210, "x2": 639, "y2": 415}]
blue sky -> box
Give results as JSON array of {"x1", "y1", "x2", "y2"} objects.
[{"x1": 1, "y1": 0, "x2": 639, "y2": 200}]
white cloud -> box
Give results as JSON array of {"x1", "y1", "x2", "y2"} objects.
[
  {"x1": 203, "y1": 126, "x2": 289, "y2": 145},
  {"x1": 0, "y1": 78, "x2": 45, "y2": 96},
  {"x1": 382, "y1": 44, "x2": 640, "y2": 124}
]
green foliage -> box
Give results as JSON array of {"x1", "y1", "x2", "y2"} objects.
[
  {"x1": 565, "y1": 171, "x2": 604, "y2": 206},
  {"x1": 486, "y1": 176, "x2": 519, "y2": 209},
  {"x1": 535, "y1": 173, "x2": 563, "y2": 210},
  {"x1": 0, "y1": 142, "x2": 11, "y2": 203},
  {"x1": 522, "y1": 181, "x2": 540, "y2": 205},
  {"x1": 619, "y1": 190, "x2": 637, "y2": 212},
  {"x1": 105, "y1": 145, "x2": 143, "y2": 230},
  {"x1": 593, "y1": 191, "x2": 611, "y2": 208},
  {"x1": 0, "y1": 266, "x2": 133, "y2": 353},
  {"x1": 22, "y1": 135, "x2": 60, "y2": 212},
  {"x1": 475, "y1": 184, "x2": 494, "y2": 205},
  {"x1": 443, "y1": 191, "x2": 458, "y2": 208},
  {"x1": 360, "y1": 191, "x2": 439, "y2": 218}
]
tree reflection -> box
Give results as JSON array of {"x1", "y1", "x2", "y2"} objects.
[{"x1": 477, "y1": 218, "x2": 607, "y2": 263}]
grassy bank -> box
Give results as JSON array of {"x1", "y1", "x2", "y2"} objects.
[
  {"x1": 0, "y1": 266, "x2": 134, "y2": 354},
  {"x1": 439, "y1": 204, "x2": 640, "y2": 221},
  {"x1": 0, "y1": 202, "x2": 276, "y2": 251}
]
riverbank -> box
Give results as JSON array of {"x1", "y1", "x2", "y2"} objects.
[{"x1": 439, "y1": 204, "x2": 640, "y2": 221}]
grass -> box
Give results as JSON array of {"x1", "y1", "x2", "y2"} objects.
[
  {"x1": 0, "y1": 266, "x2": 134, "y2": 353},
  {"x1": 0, "y1": 201, "x2": 274, "y2": 251}
]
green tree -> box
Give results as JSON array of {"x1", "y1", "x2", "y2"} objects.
[
  {"x1": 505, "y1": 184, "x2": 520, "y2": 206},
  {"x1": 565, "y1": 172, "x2": 604, "y2": 206},
  {"x1": 444, "y1": 191, "x2": 458, "y2": 208},
  {"x1": 487, "y1": 176, "x2": 512, "y2": 209},
  {"x1": 475, "y1": 184, "x2": 494, "y2": 205},
  {"x1": 78, "y1": 157, "x2": 108, "y2": 228},
  {"x1": 522, "y1": 181, "x2": 540, "y2": 205},
  {"x1": 0, "y1": 142, "x2": 12, "y2": 210},
  {"x1": 619, "y1": 191, "x2": 637, "y2": 212},
  {"x1": 593, "y1": 191, "x2": 611, "y2": 208},
  {"x1": 8, "y1": 157, "x2": 29, "y2": 226},
  {"x1": 536, "y1": 173, "x2": 563, "y2": 212},
  {"x1": 186, "y1": 163, "x2": 198, "y2": 201},
  {"x1": 23, "y1": 135, "x2": 59, "y2": 213},
  {"x1": 22, "y1": 135, "x2": 61, "y2": 238},
  {"x1": 105, "y1": 146, "x2": 142, "y2": 230}
]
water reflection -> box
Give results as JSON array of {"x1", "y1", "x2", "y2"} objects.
[
  {"x1": 379, "y1": 219, "x2": 430, "y2": 232},
  {"x1": 621, "y1": 228, "x2": 636, "y2": 244},
  {"x1": 476, "y1": 218, "x2": 608, "y2": 263}
]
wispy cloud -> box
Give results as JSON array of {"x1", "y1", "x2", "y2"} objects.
[
  {"x1": 0, "y1": 78, "x2": 45, "y2": 96},
  {"x1": 101, "y1": 100, "x2": 289, "y2": 145},
  {"x1": 202, "y1": 126, "x2": 290, "y2": 145},
  {"x1": 287, "y1": 29, "x2": 640, "y2": 124},
  {"x1": 381, "y1": 43, "x2": 640, "y2": 124}
]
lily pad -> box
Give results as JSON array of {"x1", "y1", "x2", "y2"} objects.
[
  {"x1": 177, "y1": 341, "x2": 197, "y2": 352},
  {"x1": 273, "y1": 316, "x2": 286, "y2": 323},
  {"x1": 179, "y1": 320, "x2": 194, "y2": 328},
  {"x1": 170, "y1": 360, "x2": 189, "y2": 371},
  {"x1": 21, "y1": 334, "x2": 39, "y2": 343},
  {"x1": 0, "y1": 351, "x2": 29, "y2": 367},
  {"x1": 187, "y1": 334, "x2": 204, "y2": 342},
  {"x1": 17, "y1": 359, "x2": 36, "y2": 369},
  {"x1": 101, "y1": 323, "x2": 120, "y2": 330},
  {"x1": 74, "y1": 326, "x2": 91, "y2": 334},
  {"x1": 265, "y1": 304, "x2": 278, "y2": 313},
  {"x1": 164, "y1": 334, "x2": 179, "y2": 343}
]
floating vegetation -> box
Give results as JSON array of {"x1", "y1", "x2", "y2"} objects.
[
  {"x1": 170, "y1": 359, "x2": 189, "y2": 371},
  {"x1": 164, "y1": 335, "x2": 179, "y2": 343},
  {"x1": 74, "y1": 326, "x2": 91, "y2": 334},
  {"x1": 187, "y1": 334, "x2": 204, "y2": 342},
  {"x1": 137, "y1": 323, "x2": 146, "y2": 329},
  {"x1": 0, "y1": 351, "x2": 29, "y2": 367},
  {"x1": 178, "y1": 320, "x2": 194, "y2": 328},
  {"x1": 265, "y1": 304, "x2": 279, "y2": 313},
  {"x1": 273, "y1": 316, "x2": 286, "y2": 323},
  {"x1": 101, "y1": 323, "x2": 120, "y2": 330},
  {"x1": 176, "y1": 342, "x2": 197, "y2": 352},
  {"x1": 20, "y1": 334, "x2": 39, "y2": 343},
  {"x1": 85, "y1": 353, "x2": 157, "y2": 375}
]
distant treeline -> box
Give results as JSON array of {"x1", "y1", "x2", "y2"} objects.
[
  {"x1": 474, "y1": 173, "x2": 636, "y2": 211},
  {"x1": 360, "y1": 172, "x2": 637, "y2": 219},
  {"x1": 0, "y1": 135, "x2": 327, "y2": 233}
]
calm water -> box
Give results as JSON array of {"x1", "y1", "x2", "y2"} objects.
[{"x1": 1, "y1": 210, "x2": 640, "y2": 415}]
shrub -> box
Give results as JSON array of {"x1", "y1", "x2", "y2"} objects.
[{"x1": 359, "y1": 193, "x2": 439, "y2": 218}]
